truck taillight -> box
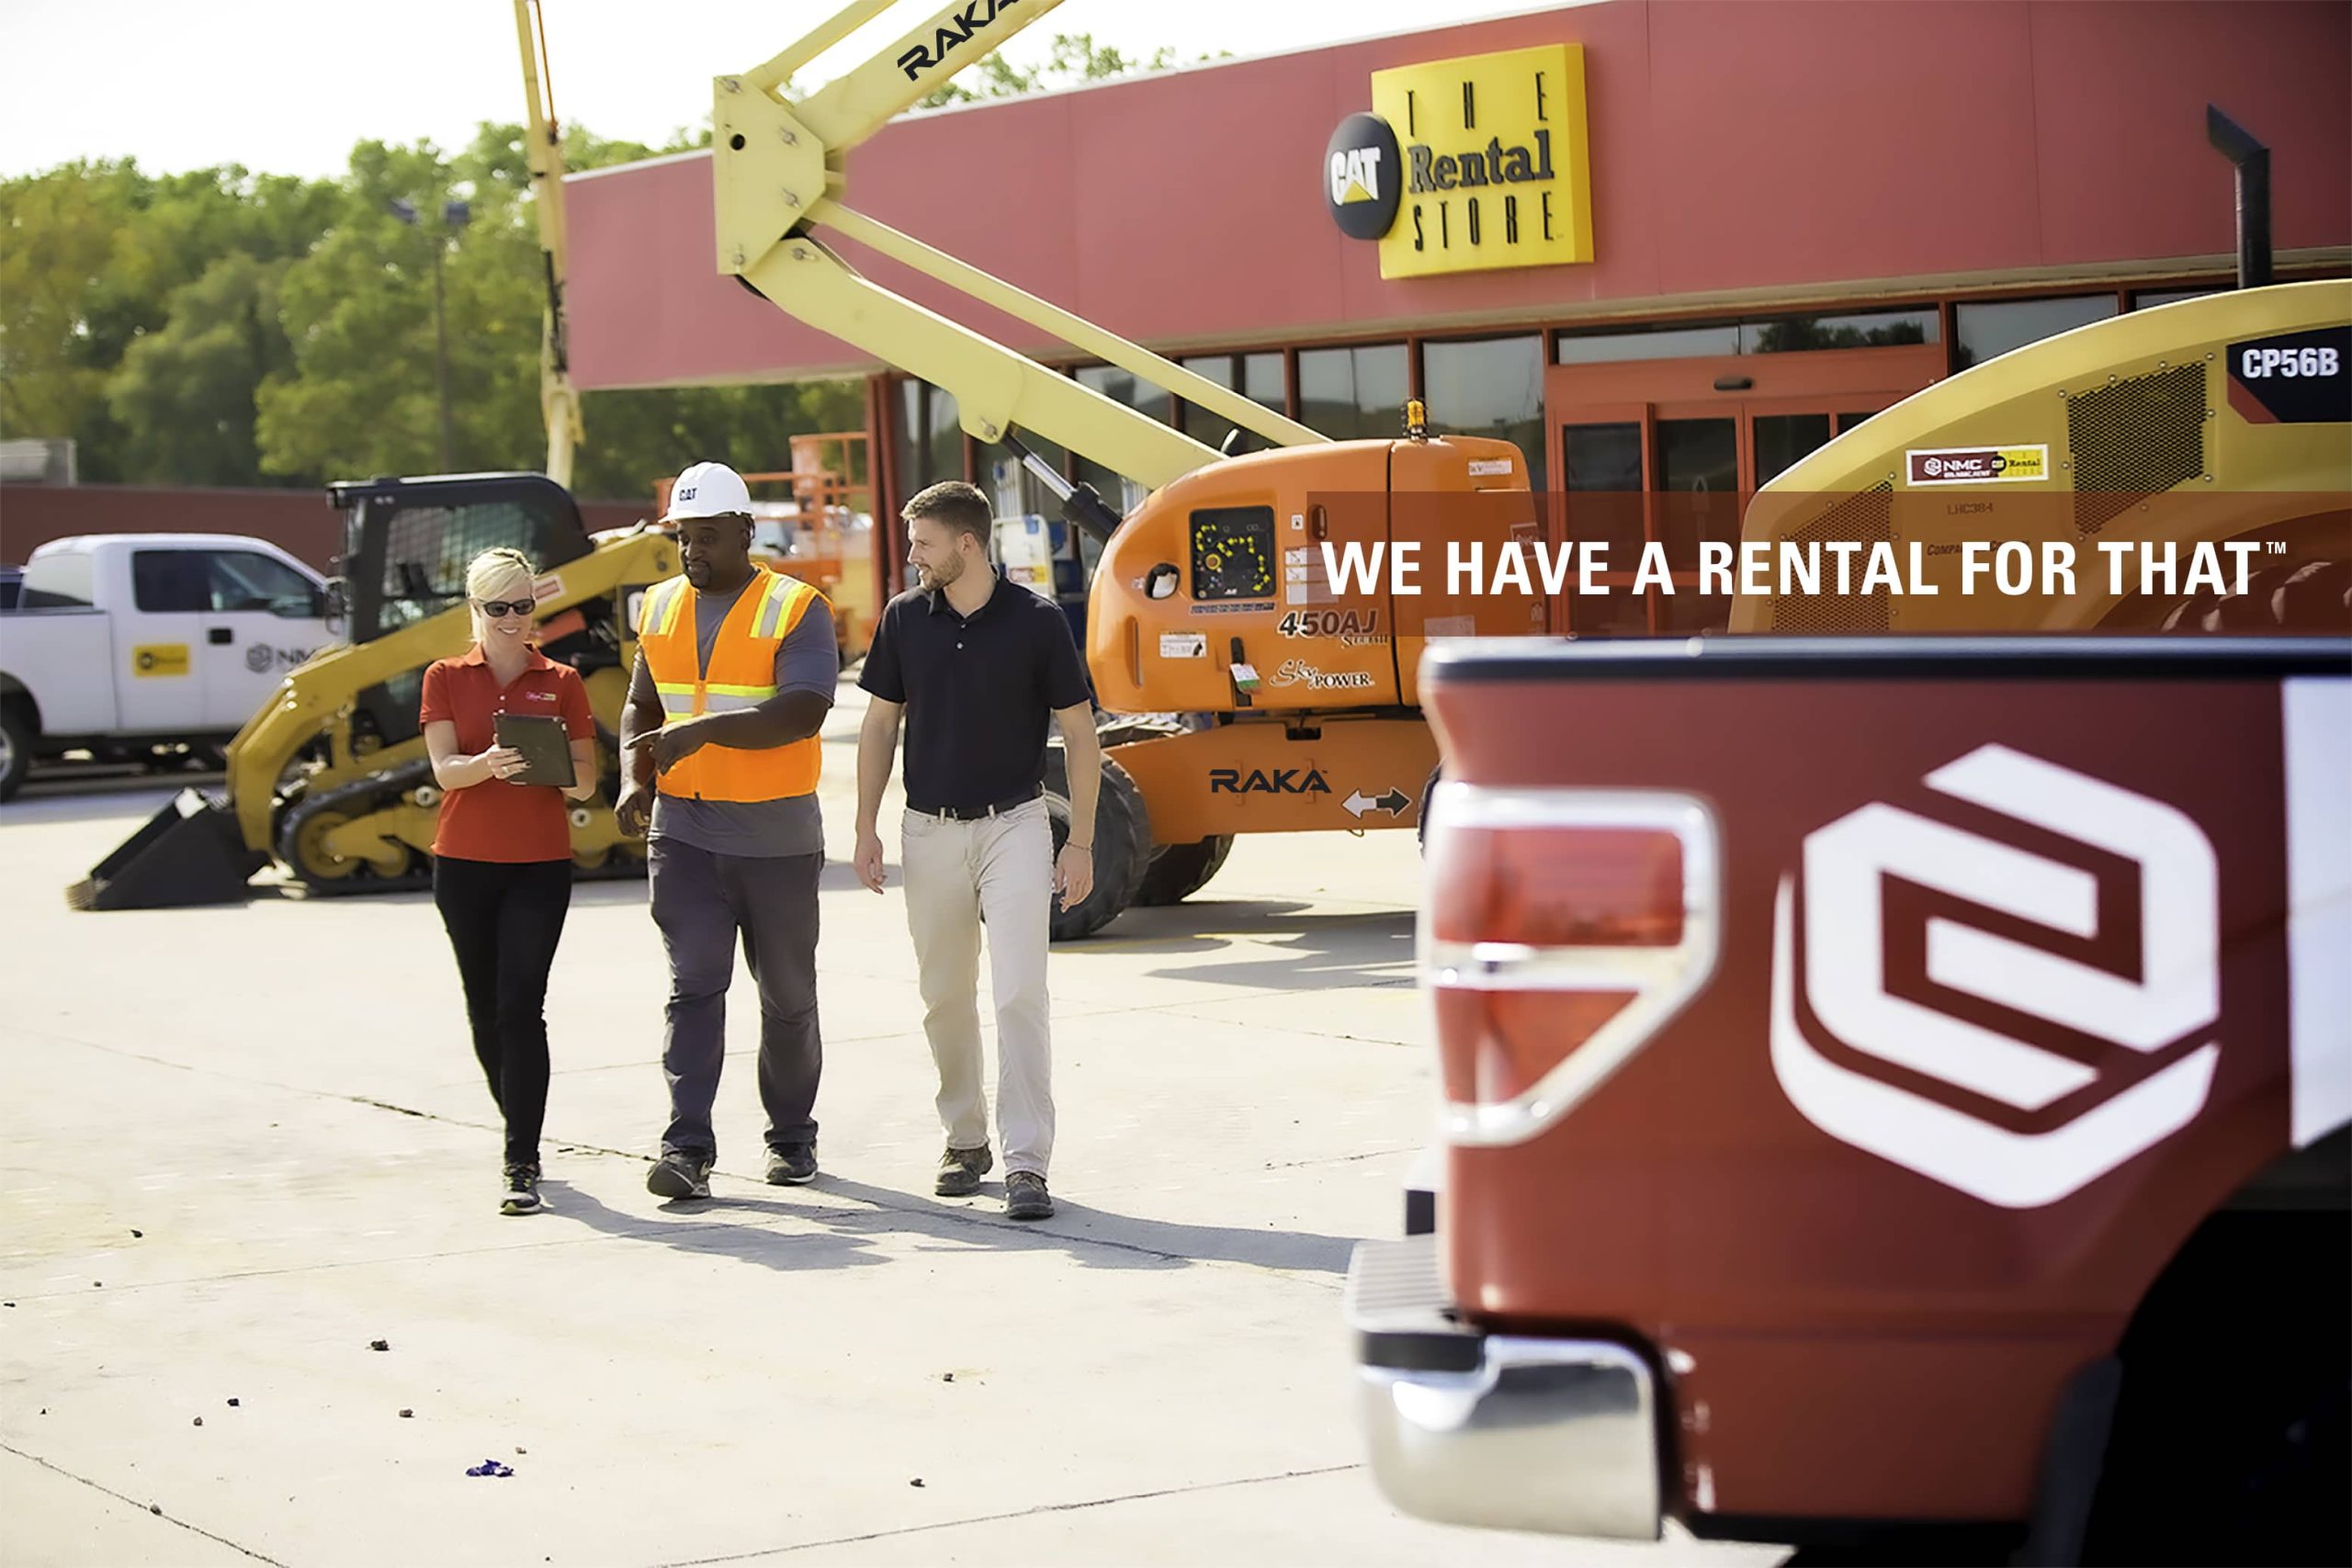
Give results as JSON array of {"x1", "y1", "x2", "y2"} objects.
[
  {"x1": 1428, "y1": 827, "x2": 1684, "y2": 947},
  {"x1": 1420, "y1": 788, "x2": 1720, "y2": 1146}
]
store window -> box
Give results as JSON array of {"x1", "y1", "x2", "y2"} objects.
[
  {"x1": 895, "y1": 379, "x2": 965, "y2": 494},
  {"x1": 1556, "y1": 321, "x2": 1739, "y2": 365},
  {"x1": 1558, "y1": 421, "x2": 1645, "y2": 563},
  {"x1": 1739, "y1": 309, "x2": 1937, "y2": 353},
  {"x1": 1178, "y1": 352, "x2": 1285, "y2": 456},
  {"x1": 979, "y1": 430, "x2": 1104, "y2": 586},
  {"x1": 977, "y1": 430, "x2": 1061, "y2": 520},
  {"x1": 1954, "y1": 295, "x2": 2118, "y2": 371},
  {"x1": 2133, "y1": 285, "x2": 2224, "y2": 310},
  {"x1": 1074, "y1": 364, "x2": 1176, "y2": 513},
  {"x1": 1422, "y1": 335, "x2": 1545, "y2": 491},
  {"x1": 1555, "y1": 309, "x2": 1936, "y2": 365},
  {"x1": 1753, "y1": 412, "x2": 1834, "y2": 486},
  {"x1": 1296, "y1": 343, "x2": 1408, "y2": 442}
]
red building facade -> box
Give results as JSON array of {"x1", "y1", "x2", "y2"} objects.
[{"x1": 563, "y1": 0, "x2": 2350, "y2": 609}]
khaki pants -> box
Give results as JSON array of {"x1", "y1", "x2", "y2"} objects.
[{"x1": 900, "y1": 799, "x2": 1055, "y2": 1177}]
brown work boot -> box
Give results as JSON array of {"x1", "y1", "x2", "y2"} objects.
[
  {"x1": 1005, "y1": 1171, "x2": 1054, "y2": 1221},
  {"x1": 934, "y1": 1144, "x2": 993, "y2": 1197}
]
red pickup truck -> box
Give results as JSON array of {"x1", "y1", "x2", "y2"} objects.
[{"x1": 1350, "y1": 636, "x2": 2349, "y2": 1563}]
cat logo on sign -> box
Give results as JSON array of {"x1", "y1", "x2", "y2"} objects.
[{"x1": 133, "y1": 644, "x2": 191, "y2": 678}]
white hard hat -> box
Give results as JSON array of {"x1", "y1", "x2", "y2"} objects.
[{"x1": 661, "y1": 461, "x2": 752, "y2": 523}]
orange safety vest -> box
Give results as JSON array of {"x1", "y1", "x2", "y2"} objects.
[{"x1": 636, "y1": 566, "x2": 826, "y2": 802}]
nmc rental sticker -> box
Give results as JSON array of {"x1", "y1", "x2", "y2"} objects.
[{"x1": 1905, "y1": 445, "x2": 2050, "y2": 486}]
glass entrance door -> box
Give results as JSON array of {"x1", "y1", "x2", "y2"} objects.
[{"x1": 1546, "y1": 344, "x2": 1939, "y2": 634}]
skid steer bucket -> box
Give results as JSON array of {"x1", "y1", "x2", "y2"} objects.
[{"x1": 67, "y1": 789, "x2": 265, "y2": 911}]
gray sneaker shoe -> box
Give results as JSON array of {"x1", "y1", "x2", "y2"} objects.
[
  {"x1": 765, "y1": 1142, "x2": 818, "y2": 1185},
  {"x1": 934, "y1": 1144, "x2": 993, "y2": 1197},
  {"x1": 647, "y1": 1149, "x2": 712, "y2": 1200},
  {"x1": 500, "y1": 1163, "x2": 542, "y2": 1216},
  {"x1": 1005, "y1": 1171, "x2": 1054, "y2": 1221}
]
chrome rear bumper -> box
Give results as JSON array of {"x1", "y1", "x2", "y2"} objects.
[{"x1": 1347, "y1": 1236, "x2": 1663, "y2": 1540}]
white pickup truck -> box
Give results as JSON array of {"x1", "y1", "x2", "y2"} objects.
[{"x1": 0, "y1": 534, "x2": 334, "y2": 800}]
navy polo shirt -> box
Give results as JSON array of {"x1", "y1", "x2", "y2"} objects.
[{"x1": 858, "y1": 571, "x2": 1091, "y2": 812}]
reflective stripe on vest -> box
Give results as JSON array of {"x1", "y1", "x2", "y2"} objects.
[
  {"x1": 639, "y1": 578, "x2": 690, "y2": 640},
  {"x1": 638, "y1": 567, "x2": 826, "y2": 803}
]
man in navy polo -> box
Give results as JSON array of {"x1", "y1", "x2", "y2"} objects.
[{"x1": 853, "y1": 480, "x2": 1099, "y2": 1221}]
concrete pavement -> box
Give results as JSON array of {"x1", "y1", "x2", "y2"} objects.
[{"x1": 0, "y1": 681, "x2": 1783, "y2": 1567}]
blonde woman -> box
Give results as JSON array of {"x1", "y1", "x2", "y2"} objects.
[{"x1": 419, "y1": 547, "x2": 597, "y2": 1215}]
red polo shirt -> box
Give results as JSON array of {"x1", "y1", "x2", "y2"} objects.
[{"x1": 419, "y1": 646, "x2": 596, "y2": 863}]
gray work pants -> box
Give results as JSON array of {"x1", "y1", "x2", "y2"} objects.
[{"x1": 648, "y1": 837, "x2": 822, "y2": 1158}]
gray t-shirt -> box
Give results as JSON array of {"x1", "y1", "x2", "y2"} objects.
[{"x1": 633, "y1": 574, "x2": 836, "y2": 859}]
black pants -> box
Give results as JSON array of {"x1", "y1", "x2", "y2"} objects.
[
  {"x1": 434, "y1": 856, "x2": 573, "y2": 1168},
  {"x1": 648, "y1": 839, "x2": 822, "y2": 1159}
]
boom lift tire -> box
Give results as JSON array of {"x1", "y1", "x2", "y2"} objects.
[
  {"x1": 1416, "y1": 762, "x2": 1442, "y2": 853},
  {"x1": 1043, "y1": 744, "x2": 1150, "y2": 942},
  {"x1": 1135, "y1": 834, "x2": 1232, "y2": 906},
  {"x1": 1095, "y1": 715, "x2": 1231, "y2": 908}
]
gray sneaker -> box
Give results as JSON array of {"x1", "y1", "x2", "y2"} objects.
[
  {"x1": 1005, "y1": 1171, "x2": 1054, "y2": 1221},
  {"x1": 500, "y1": 1163, "x2": 542, "y2": 1216},
  {"x1": 934, "y1": 1144, "x2": 993, "y2": 1197},
  {"x1": 647, "y1": 1149, "x2": 712, "y2": 1200},
  {"x1": 765, "y1": 1143, "x2": 818, "y2": 1185}
]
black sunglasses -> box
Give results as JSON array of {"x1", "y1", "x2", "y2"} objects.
[{"x1": 473, "y1": 597, "x2": 535, "y2": 619}]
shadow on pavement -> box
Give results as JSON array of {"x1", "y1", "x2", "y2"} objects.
[
  {"x1": 537, "y1": 1177, "x2": 891, "y2": 1273},
  {"x1": 1091, "y1": 907, "x2": 1418, "y2": 992},
  {"x1": 538, "y1": 1167, "x2": 1354, "y2": 1279}
]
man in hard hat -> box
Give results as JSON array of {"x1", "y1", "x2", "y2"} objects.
[{"x1": 619, "y1": 461, "x2": 837, "y2": 1200}]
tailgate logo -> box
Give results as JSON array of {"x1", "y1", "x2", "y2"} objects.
[{"x1": 1770, "y1": 744, "x2": 2220, "y2": 1208}]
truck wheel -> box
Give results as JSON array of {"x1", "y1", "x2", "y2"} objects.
[
  {"x1": 1135, "y1": 834, "x2": 1232, "y2": 906},
  {"x1": 2081, "y1": 1205, "x2": 2350, "y2": 1564},
  {"x1": 0, "y1": 703, "x2": 29, "y2": 803},
  {"x1": 1042, "y1": 746, "x2": 1149, "y2": 941},
  {"x1": 1416, "y1": 762, "x2": 1442, "y2": 853}
]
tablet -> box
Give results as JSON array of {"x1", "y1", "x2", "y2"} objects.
[{"x1": 494, "y1": 711, "x2": 578, "y2": 788}]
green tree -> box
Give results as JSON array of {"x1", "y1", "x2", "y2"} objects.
[
  {"x1": 255, "y1": 132, "x2": 542, "y2": 482},
  {"x1": 915, "y1": 31, "x2": 1216, "y2": 108},
  {"x1": 1, "y1": 159, "x2": 338, "y2": 482},
  {"x1": 6, "y1": 30, "x2": 1205, "y2": 503},
  {"x1": 1, "y1": 162, "x2": 152, "y2": 476},
  {"x1": 107, "y1": 253, "x2": 294, "y2": 486},
  {"x1": 254, "y1": 124, "x2": 860, "y2": 503}
]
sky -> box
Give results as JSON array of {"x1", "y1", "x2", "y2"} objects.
[{"x1": 0, "y1": 0, "x2": 1566, "y2": 181}]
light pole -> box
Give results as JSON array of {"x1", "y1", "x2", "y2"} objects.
[{"x1": 390, "y1": 197, "x2": 472, "y2": 470}]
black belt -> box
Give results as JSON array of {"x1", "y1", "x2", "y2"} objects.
[{"x1": 912, "y1": 786, "x2": 1042, "y2": 821}]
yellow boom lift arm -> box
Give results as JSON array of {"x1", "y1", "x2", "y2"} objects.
[
  {"x1": 516, "y1": 0, "x2": 584, "y2": 488},
  {"x1": 709, "y1": 0, "x2": 1326, "y2": 499}
]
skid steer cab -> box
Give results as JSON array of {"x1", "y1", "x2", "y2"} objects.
[
  {"x1": 70, "y1": 473, "x2": 680, "y2": 910},
  {"x1": 1038, "y1": 422, "x2": 1541, "y2": 942}
]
